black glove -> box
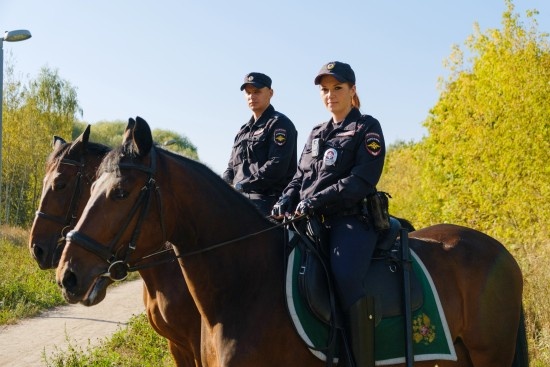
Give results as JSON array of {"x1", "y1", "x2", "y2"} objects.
[
  {"x1": 271, "y1": 195, "x2": 292, "y2": 218},
  {"x1": 295, "y1": 198, "x2": 315, "y2": 216}
]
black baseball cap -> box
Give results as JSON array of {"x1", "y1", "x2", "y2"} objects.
[
  {"x1": 314, "y1": 61, "x2": 356, "y2": 85},
  {"x1": 240, "y1": 72, "x2": 272, "y2": 91}
]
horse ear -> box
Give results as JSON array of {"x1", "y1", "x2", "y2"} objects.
[
  {"x1": 133, "y1": 116, "x2": 153, "y2": 157},
  {"x1": 68, "y1": 125, "x2": 91, "y2": 155},
  {"x1": 123, "y1": 118, "x2": 136, "y2": 144},
  {"x1": 52, "y1": 136, "x2": 67, "y2": 150}
]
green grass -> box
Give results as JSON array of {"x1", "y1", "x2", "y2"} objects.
[
  {"x1": 43, "y1": 314, "x2": 174, "y2": 367},
  {"x1": 0, "y1": 227, "x2": 65, "y2": 325}
]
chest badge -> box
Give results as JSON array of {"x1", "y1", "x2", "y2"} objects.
[{"x1": 323, "y1": 148, "x2": 338, "y2": 166}]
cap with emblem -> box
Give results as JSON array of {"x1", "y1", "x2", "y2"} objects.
[
  {"x1": 314, "y1": 61, "x2": 356, "y2": 85},
  {"x1": 240, "y1": 72, "x2": 272, "y2": 91}
]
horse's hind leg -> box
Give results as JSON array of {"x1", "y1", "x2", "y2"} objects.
[{"x1": 460, "y1": 256, "x2": 522, "y2": 366}]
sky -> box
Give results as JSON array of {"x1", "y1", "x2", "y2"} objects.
[{"x1": 2, "y1": 0, "x2": 549, "y2": 175}]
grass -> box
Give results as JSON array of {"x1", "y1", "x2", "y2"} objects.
[
  {"x1": 43, "y1": 314, "x2": 174, "y2": 367},
  {"x1": 0, "y1": 226, "x2": 65, "y2": 324},
  {"x1": 515, "y1": 241, "x2": 550, "y2": 366}
]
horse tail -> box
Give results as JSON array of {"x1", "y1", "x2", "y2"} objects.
[{"x1": 512, "y1": 306, "x2": 529, "y2": 367}]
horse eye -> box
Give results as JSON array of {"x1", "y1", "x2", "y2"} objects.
[
  {"x1": 52, "y1": 182, "x2": 66, "y2": 191},
  {"x1": 111, "y1": 187, "x2": 129, "y2": 200}
]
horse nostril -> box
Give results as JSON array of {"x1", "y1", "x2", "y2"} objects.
[
  {"x1": 52, "y1": 246, "x2": 64, "y2": 268},
  {"x1": 32, "y1": 243, "x2": 44, "y2": 260},
  {"x1": 61, "y1": 271, "x2": 78, "y2": 291}
]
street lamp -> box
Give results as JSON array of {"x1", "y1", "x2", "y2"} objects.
[{"x1": 0, "y1": 29, "x2": 32, "y2": 220}]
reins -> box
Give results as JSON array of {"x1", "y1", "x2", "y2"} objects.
[
  {"x1": 67, "y1": 144, "x2": 306, "y2": 281},
  {"x1": 125, "y1": 214, "x2": 306, "y2": 273}
]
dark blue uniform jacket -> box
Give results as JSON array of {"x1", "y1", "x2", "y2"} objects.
[
  {"x1": 283, "y1": 107, "x2": 385, "y2": 215},
  {"x1": 223, "y1": 104, "x2": 297, "y2": 196}
]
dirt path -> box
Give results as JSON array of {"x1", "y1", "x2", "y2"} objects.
[{"x1": 0, "y1": 279, "x2": 145, "y2": 367}]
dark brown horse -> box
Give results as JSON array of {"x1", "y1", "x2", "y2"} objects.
[
  {"x1": 29, "y1": 126, "x2": 203, "y2": 367},
  {"x1": 56, "y1": 117, "x2": 527, "y2": 367}
]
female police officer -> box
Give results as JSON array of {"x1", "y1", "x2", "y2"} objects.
[{"x1": 272, "y1": 61, "x2": 385, "y2": 366}]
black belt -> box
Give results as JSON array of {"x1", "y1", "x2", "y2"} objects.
[
  {"x1": 324, "y1": 205, "x2": 363, "y2": 218},
  {"x1": 243, "y1": 192, "x2": 278, "y2": 200}
]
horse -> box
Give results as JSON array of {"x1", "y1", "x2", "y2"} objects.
[
  {"x1": 29, "y1": 126, "x2": 204, "y2": 367},
  {"x1": 56, "y1": 116, "x2": 528, "y2": 367}
]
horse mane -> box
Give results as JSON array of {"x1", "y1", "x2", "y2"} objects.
[{"x1": 99, "y1": 144, "x2": 270, "y2": 221}]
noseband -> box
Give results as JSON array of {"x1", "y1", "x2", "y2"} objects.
[{"x1": 67, "y1": 148, "x2": 166, "y2": 281}]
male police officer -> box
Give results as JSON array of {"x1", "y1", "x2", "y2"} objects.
[{"x1": 223, "y1": 72, "x2": 297, "y2": 215}]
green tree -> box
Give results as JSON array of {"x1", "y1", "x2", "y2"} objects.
[
  {"x1": 380, "y1": 3, "x2": 550, "y2": 362},
  {"x1": 73, "y1": 120, "x2": 199, "y2": 159},
  {"x1": 420, "y1": 0, "x2": 550, "y2": 243},
  {"x1": 2, "y1": 66, "x2": 80, "y2": 225}
]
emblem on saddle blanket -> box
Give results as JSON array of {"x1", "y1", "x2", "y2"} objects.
[{"x1": 285, "y1": 232, "x2": 457, "y2": 365}]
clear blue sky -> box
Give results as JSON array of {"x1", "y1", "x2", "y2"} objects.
[{"x1": 2, "y1": 1, "x2": 549, "y2": 175}]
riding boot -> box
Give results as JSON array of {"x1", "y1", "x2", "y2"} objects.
[{"x1": 347, "y1": 296, "x2": 375, "y2": 367}]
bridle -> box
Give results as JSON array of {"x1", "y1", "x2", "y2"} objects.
[
  {"x1": 67, "y1": 147, "x2": 166, "y2": 281},
  {"x1": 66, "y1": 146, "x2": 304, "y2": 282},
  {"x1": 34, "y1": 156, "x2": 89, "y2": 259}
]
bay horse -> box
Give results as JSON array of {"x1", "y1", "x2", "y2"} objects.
[
  {"x1": 56, "y1": 117, "x2": 527, "y2": 367},
  {"x1": 29, "y1": 126, "x2": 203, "y2": 367}
]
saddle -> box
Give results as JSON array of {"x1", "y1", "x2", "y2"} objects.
[{"x1": 291, "y1": 217, "x2": 424, "y2": 327}]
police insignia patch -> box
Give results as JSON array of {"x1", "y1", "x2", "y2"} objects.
[
  {"x1": 323, "y1": 148, "x2": 337, "y2": 166},
  {"x1": 274, "y1": 129, "x2": 287, "y2": 146},
  {"x1": 365, "y1": 133, "x2": 382, "y2": 156}
]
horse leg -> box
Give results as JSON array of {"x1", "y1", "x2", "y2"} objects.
[
  {"x1": 459, "y1": 253, "x2": 522, "y2": 366},
  {"x1": 200, "y1": 320, "x2": 219, "y2": 367},
  {"x1": 166, "y1": 341, "x2": 199, "y2": 367}
]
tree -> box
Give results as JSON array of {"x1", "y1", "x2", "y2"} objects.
[
  {"x1": 420, "y1": 0, "x2": 550, "y2": 242},
  {"x1": 1, "y1": 66, "x2": 80, "y2": 225},
  {"x1": 73, "y1": 120, "x2": 199, "y2": 159},
  {"x1": 379, "y1": 4, "x2": 550, "y2": 361}
]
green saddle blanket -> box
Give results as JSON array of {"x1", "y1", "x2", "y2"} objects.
[{"x1": 285, "y1": 246, "x2": 457, "y2": 365}]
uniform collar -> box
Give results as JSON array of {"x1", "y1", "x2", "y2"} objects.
[
  {"x1": 318, "y1": 107, "x2": 362, "y2": 132},
  {"x1": 247, "y1": 104, "x2": 275, "y2": 128},
  {"x1": 337, "y1": 107, "x2": 361, "y2": 128}
]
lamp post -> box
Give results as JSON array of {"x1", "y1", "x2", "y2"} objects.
[{"x1": 0, "y1": 29, "x2": 32, "y2": 222}]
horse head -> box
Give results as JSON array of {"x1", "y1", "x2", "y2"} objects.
[
  {"x1": 56, "y1": 115, "x2": 271, "y2": 307},
  {"x1": 29, "y1": 125, "x2": 110, "y2": 269},
  {"x1": 56, "y1": 117, "x2": 169, "y2": 305}
]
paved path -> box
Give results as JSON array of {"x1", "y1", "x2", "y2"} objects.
[{"x1": 0, "y1": 279, "x2": 145, "y2": 367}]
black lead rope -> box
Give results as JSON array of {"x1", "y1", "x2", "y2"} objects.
[{"x1": 127, "y1": 215, "x2": 306, "y2": 272}]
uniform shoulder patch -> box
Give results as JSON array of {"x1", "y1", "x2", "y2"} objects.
[
  {"x1": 274, "y1": 128, "x2": 287, "y2": 146},
  {"x1": 365, "y1": 132, "x2": 382, "y2": 156}
]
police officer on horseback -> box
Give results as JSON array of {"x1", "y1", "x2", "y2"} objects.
[
  {"x1": 223, "y1": 72, "x2": 298, "y2": 215},
  {"x1": 272, "y1": 61, "x2": 385, "y2": 367}
]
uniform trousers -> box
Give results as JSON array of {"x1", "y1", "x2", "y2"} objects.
[{"x1": 327, "y1": 215, "x2": 378, "y2": 312}]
